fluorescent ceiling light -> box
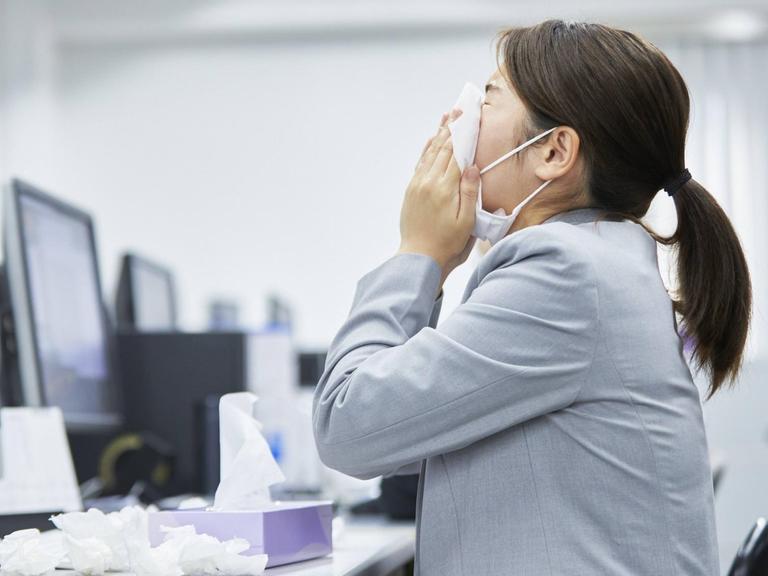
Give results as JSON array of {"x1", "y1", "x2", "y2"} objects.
[{"x1": 705, "y1": 9, "x2": 767, "y2": 42}]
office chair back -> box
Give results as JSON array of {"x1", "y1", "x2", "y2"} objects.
[{"x1": 728, "y1": 517, "x2": 768, "y2": 576}]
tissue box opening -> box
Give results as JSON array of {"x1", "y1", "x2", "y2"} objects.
[{"x1": 148, "y1": 501, "x2": 333, "y2": 568}]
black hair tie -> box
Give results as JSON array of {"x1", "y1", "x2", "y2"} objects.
[{"x1": 663, "y1": 168, "x2": 692, "y2": 197}]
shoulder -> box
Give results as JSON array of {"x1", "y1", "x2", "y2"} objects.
[
  {"x1": 476, "y1": 222, "x2": 597, "y2": 286},
  {"x1": 461, "y1": 222, "x2": 600, "y2": 342}
]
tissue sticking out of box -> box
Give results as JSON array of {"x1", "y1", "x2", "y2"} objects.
[{"x1": 212, "y1": 393, "x2": 286, "y2": 511}]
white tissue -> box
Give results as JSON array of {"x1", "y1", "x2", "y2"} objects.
[
  {"x1": 51, "y1": 508, "x2": 130, "y2": 572},
  {"x1": 0, "y1": 529, "x2": 66, "y2": 576},
  {"x1": 112, "y1": 506, "x2": 188, "y2": 576},
  {"x1": 63, "y1": 535, "x2": 112, "y2": 576},
  {"x1": 212, "y1": 393, "x2": 286, "y2": 510},
  {"x1": 177, "y1": 497, "x2": 210, "y2": 511},
  {"x1": 122, "y1": 521, "x2": 182, "y2": 576},
  {"x1": 122, "y1": 523, "x2": 268, "y2": 576},
  {"x1": 447, "y1": 82, "x2": 484, "y2": 173},
  {"x1": 49, "y1": 505, "x2": 268, "y2": 576},
  {"x1": 163, "y1": 526, "x2": 267, "y2": 576}
]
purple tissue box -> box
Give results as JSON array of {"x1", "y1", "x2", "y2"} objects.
[{"x1": 148, "y1": 500, "x2": 333, "y2": 568}]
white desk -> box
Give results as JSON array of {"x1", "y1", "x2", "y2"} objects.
[{"x1": 39, "y1": 514, "x2": 415, "y2": 576}]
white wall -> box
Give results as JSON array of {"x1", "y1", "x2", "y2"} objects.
[
  {"x1": 0, "y1": 0, "x2": 57, "y2": 186},
  {"x1": 49, "y1": 33, "x2": 496, "y2": 345}
]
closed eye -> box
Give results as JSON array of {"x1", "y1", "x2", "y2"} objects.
[{"x1": 483, "y1": 82, "x2": 499, "y2": 105}]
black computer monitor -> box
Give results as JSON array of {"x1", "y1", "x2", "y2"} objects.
[
  {"x1": 115, "y1": 253, "x2": 177, "y2": 332},
  {"x1": 2, "y1": 179, "x2": 121, "y2": 430}
]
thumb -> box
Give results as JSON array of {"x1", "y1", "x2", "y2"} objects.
[{"x1": 458, "y1": 165, "x2": 480, "y2": 226}]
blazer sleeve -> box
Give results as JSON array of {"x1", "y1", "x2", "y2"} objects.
[
  {"x1": 379, "y1": 289, "x2": 443, "y2": 478},
  {"x1": 312, "y1": 228, "x2": 600, "y2": 480}
]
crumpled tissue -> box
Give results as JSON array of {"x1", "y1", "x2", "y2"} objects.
[
  {"x1": 50, "y1": 507, "x2": 133, "y2": 572},
  {"x1": 0, "y1": 504, "x2": 269, "y2": 576},
  {"x1": 212, "y1": 392, "x2": 285, "y2": 510},
  {"x1": 0, "y1": 529, "x2": 66, "y2": 576},
  {"x1": 158, "y1": 525, "x2": 266, "y2": 576},
  {"x1": 120, "y1": 517, "x2": 267, "y2": 576}
]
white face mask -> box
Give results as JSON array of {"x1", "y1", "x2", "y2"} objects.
[{"x1": 448, "y1": 82, "x2": 557, "y2": 245}]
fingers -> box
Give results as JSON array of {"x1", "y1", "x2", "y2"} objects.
[
  {"x1": 418, "y1": 113, "x2": 448, "y2": 160},
  {"x1": 414, "y1": 136, "x2": 434, "y2": 172},
  {"x1": 415, "y1": 112, "x2": 450, "y2": 173},
  {"x1": 427, "y1": 109, "x2": 462, "y2": 180},
  {"x1": 420, "y1": 122, "x2": 451, "y2": 176},
  {"x1": 457, "y1": 165, "x2": 480, "y2": 229},
  {"x1": 419, "y1": 108, "x2": 459, "y2": 173},
  {"x1": 428, "y1": 133, "x2": 454, "y2": 180},
  {"x1": 443, "y1": 155, "x2": 461, "y2": 184}
]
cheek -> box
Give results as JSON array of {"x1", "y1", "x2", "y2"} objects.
[
  {"x1": 474, "y1": 110, "x2": 508, "y2": 170},
  {"x1": 474, "y1": 108, "x2": 525, "y2": 211}
]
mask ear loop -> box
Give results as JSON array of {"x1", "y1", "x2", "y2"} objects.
[
  {"x1": 510, "y1": 179, "x2": 552, "y2": 217},
  {"x1": 479, "y1": 126, "x2": 558, "y2": 175}
]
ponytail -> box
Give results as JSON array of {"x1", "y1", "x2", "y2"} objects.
[{"x1": 651, "y1": 179, "x2": 752, "y2": 398}]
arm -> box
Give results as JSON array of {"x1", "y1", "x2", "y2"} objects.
[
  {"x1": 378, "y1": 288, "x2": 443, "y2": 478},
  {"x1": 380, "y1": 289, "x2": 443, "y2": 478},
  {"x1": 312, "y1": 229, "x2": 599, "y2": 480}
]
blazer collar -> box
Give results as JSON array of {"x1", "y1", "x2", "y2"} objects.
[{"x1": 541, "y1": 207, "x2": 618, "y2": 226}]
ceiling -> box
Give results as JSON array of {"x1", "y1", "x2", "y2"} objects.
[{"x1": 30, "y1": 0, "x2": 768, "y2": 46}]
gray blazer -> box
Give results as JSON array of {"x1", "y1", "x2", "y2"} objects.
[{"x1": 313, "y1": 207, "x2": 718, "y2": 575}]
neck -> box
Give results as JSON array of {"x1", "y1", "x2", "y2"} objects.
[
  {"x1": 508, "y1": 206, "x2": 554, "y2": 234},
  {"x1": 508, "y1": 202, "x2": 590, "y2": 234}
]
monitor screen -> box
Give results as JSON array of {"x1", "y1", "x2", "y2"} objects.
[
  {"x1": 130, "y1": 257, "x2": 176, "y2": 331},
  {"x1": 7, "y1": 181, "x2": 119, "y2": 427}
]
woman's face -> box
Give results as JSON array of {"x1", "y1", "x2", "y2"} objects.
[{"x1": 475, "y1": 69, "x2": 544, "y2": 214}]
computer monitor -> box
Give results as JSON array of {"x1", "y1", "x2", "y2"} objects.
[
  {"x1": 115, "y1": 253, "x2": 177, "y2": 332},
  {"x1": 2, "y1": 179, "x2": 121, "y2": 430}
]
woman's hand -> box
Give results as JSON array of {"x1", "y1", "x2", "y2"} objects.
[{"x1": 397, "y1": 109, "x2": 481, "y2": 292}]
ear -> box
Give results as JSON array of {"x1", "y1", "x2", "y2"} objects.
[{"x1": 533, "y1": 126, "x2": 580, "y2": 181}]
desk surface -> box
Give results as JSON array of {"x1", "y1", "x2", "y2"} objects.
[{"x1": 41, "y1": 514, "x2": 415, "y2": 576}]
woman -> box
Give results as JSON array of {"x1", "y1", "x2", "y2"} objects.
[{"x1": 312, "y1": 20, "x2": 751, "y2": 575}]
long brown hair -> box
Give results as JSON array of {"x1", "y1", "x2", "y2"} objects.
[{"x1": 495, "y1": 20, "x2": 751, "y2": 398}]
